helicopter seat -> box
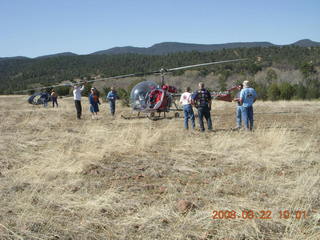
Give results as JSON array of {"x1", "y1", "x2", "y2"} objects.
[{"x1": 148, "y1": 88, "x2": 168, "y2": 110}]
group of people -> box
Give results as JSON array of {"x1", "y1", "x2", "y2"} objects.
[
  {"x1": 48, "y1": 81, "x2": 257, "y2": 130},
  {"x1": 73, "y1": 84, "x2": 118, "y2": 120},
  {"x1": 179, "y1": 80, "x2": 257, "y2": 131}
]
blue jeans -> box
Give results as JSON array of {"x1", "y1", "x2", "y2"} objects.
[
  {"x1": 236, "y1": 106, "x2": 242, "y2": 128},
  {"x1": 183, "y1": 104, "x2": 195, "y2": 129},
  {"x1": 109, "y1": 101, "x2": 115, "y2": 115},
  {"x1": 241, "y1": 106, "x2": 254, "y2": 130},
  {"x1": 198, "y1": 106, "x2": 212, "y2": 131}
]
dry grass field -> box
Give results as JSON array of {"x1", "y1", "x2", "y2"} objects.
[{"x1": 0, "y1": 95, "x2": 320, "y2": 240}]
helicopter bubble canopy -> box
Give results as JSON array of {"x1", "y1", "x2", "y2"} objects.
[
  {"x1": 130, "y1": 81, "x2": 158, "y2": 111},
  {"x1": 28, "y1": 92, "x2": 51, "y2": 105}
]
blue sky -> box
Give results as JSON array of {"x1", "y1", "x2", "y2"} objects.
[{"x1": 1, "y1": 0, "x2": 319, "y2": 57}]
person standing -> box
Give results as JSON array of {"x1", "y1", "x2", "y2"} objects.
[
  {"x1": 40, "y1": 92, "x2": 49, "y2": 107},
  {"x1": 51, "y1": 89, "x2": 58, "y2": 108},
  {"x1": 73, "y1": 84, "x2": 85, "y2": 119},
  {"x1": 106, "y1": 87, "x2": 118, "y2": 116},
  {"x1": 233, "y1": 84, "x2": 243, "y2": 129},
  {"x1": 179, "y1": 87, "x2": 195, "y2": 130},
  {"x1": 192, "y1": 82, "x2": 212, "y2": 132},
  {"x1": 240, "y1": 80, "x2": 257, "y2": 131},
  {"x1": 89, "y1": 88, "x2": 100, "y2": 119}
]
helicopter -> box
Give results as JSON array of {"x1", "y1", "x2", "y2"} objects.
[
  {"x1": 127, "y1": 80, "x2": 179, "y2": 119},
  {"x1": 28, "y1": 91, "x2": 51, "y2": 105},
  {"x1": 123, "y1": 59, "x2": 247, "y2": 120}
]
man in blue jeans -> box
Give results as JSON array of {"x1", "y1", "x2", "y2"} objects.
[
  {"x1": 107, "y1": 87, "x2": 119, "y2": 116},
  {"x1": 240, "y1": 81, "x2": 257, "y2": 131},
  {"x1": 179, "y1": 87, "x2": 195, "y2": 130},
  {"x1": 192, "y1": 82, "x2": 212, "y2": 132}
]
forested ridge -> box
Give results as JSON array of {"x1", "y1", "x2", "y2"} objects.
[{"x1": 1, "y1": 45, "x2": 320, "y2": 100}]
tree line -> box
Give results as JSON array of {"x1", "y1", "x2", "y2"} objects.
[{"x1": 0, "y1": 46, "x2": 319, "y2": 100}]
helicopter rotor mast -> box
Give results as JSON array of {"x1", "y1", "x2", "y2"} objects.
[{"x1": 159, "y1": 68, "x2": 167, "y2": 86}]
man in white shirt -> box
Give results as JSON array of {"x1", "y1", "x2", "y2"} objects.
[
  {"x1": 73, "y1": 84, "x2": 85, "y2": 119},
  {"x1": 179, "y1": 87, "x2": 195, "y2": 129}
]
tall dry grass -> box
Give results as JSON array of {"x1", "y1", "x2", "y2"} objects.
[{"x1": 0, "y1": 96, "x2": 319, "y2": 240}]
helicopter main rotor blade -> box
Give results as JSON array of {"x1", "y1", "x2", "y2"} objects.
[
  {"x1": 13, "y1": 71, "x2": 155, "y2": 93},
  {"x1": 84, "y1": 70, "x2": 160, "y2": 84},
  {"x1": 167, "y1": 58, "x2": 247, "y2": 72},
  {"x1": 13, "y1": 58, "x2": 247, "y2": 93},
  {"x1": 14, "y1": 83, "x2": 74, "y2": 93}
]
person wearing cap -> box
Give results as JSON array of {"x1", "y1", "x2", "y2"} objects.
[
  {"x1": 106, "y1": 87, "x2": 119, "y2": 116},
  {"x1": 191, "y1": 82, "x2": 212, "y2": 132},
  {"x1": 73, "y1": 83, "x2": 85, "y2": 119},
  {"x1": 233, "y1": 84, "x2": 243, "y2": 129},
  {"x1": 180, "y1": 87, "x2": 195, "y2": 130},
  {"x1": 239, "y1": 80, "x2": 257, "y2": 131},
  {"x1": 51, "y1": 89, "x2": 58, "y2": 108},
  {"x1": 89, "y1": 88, "x2": 100, "y2": 119}
]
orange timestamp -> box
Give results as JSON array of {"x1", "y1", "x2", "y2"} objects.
[{"x1": 212, "y1": 210, "x2": 309, "y2": 220}]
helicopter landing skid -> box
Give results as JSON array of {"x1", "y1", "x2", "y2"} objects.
[
  {"x1": 120, "y1": 113, "x2": 147, "y2": 120},
  {"x1": 121, "y1": 109, "x2": 182, "y2": 120},
  {"x1": 147, "y1": 115, "x2": 165, "y2": 121},
  {"x1": 147, "y1": 115, "x2": 181, "y2": 121}
]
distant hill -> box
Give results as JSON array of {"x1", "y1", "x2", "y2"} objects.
[
  {"x1": 91, "y1": 39, "x2": 320, "y2": 56},
  {"x1": 2, "y1": 39, "x2": 319, "y2": 59},
  {"x1": 291, "y1": 39, "x2": 320, "y2": 47},
  {"x1": 35, "y1": 52, "x2": 78, "y2": 59},
  {"x1": 0, "y1": 56, "x2": 30, "y2": 61},
  {"x1": 91, "y1": 41, "x2": 276, "y2": 55}
]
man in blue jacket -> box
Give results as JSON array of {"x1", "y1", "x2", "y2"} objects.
[
  {"x1": 240, "y1": 81, "x2": 257, "y2": 131},
  {"x1": 106, "y1": 87, "x2": 119, "y2": 116}
]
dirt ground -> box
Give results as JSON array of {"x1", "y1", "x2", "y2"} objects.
[{"x1": 0, "y1": 95, "x2": 320, "y2": 240}]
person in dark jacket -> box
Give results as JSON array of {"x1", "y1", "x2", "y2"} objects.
[
  {"x1": 40, "y1": 92, "x2": 50, "y2": 107},
  {"x1": 191, "y1": 82, "x2": 212, "y2": 132}
]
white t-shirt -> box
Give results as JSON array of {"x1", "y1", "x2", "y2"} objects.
[
  {"x1": 73, "y1": 85, "x2": 84, "y2": 101},
  {"x1": 180, "y1": 92, "x2": 192, "y2": 106}
]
